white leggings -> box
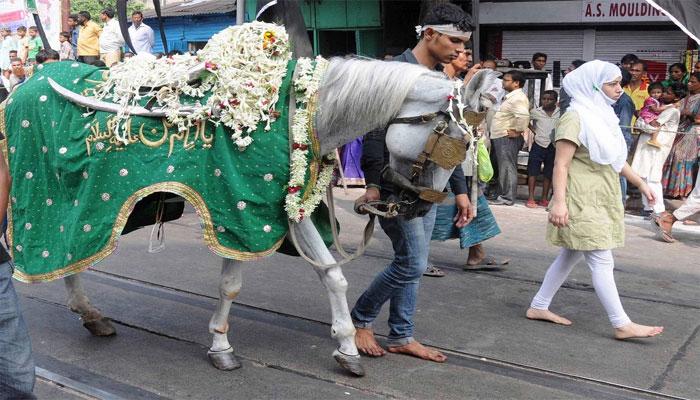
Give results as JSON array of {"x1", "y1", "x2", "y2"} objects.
[{"x1": 530, "y1": 249, "x2": 631, "y2": 328}]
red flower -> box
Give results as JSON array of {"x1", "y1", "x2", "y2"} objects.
[
  {"x1": 292, "y1": 143, "x2": 308, "y2": 151},
  {"x1": 228, "y1": 98, "x2": 240, "y2": 106},
  {"x1": 288, "y1": 186, "x2": 301, "y2": 194},
  {"x1": 447, "y1": 94, "x2": 455, "y2": 101},
  {"x1": 205, "y1": 61, "x2": 218, "y2": 70}
]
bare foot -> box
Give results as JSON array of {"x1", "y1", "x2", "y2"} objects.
[
  {"x1": 387, "y1": 341, "x2": 447, "y2": 363},
  {"x1": 526, "y1": 308, "x2": 572, "y2": 326},
  {"x1": 614, "y1": 322, "x2": 664, "y2": 340},
  {"x1": 355, "y1": 327, "x2": 386, "y2": 357}
]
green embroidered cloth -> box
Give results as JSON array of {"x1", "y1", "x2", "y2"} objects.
[{"x1": 1, "y1": 60, "x2": 330, "y2": 283}]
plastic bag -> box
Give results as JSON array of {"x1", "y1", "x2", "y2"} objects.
[{"x1": 477, "y1": 138, "x2": 494, "y2": 183}]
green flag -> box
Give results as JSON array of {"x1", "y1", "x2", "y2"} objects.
[{"x1": 26, "y1": 0, "x2": 37, "y2": 12}]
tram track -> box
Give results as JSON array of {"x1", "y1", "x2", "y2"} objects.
[
  {"x1": 24, "y1": 268, "x2": 685, "y2": 400},
  {"x1": 331, "y1": 245, "x2": 700, "y2": 311}
]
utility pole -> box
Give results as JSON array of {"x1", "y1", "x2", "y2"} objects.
[{"x1": 62, "y1": 0, "x2": 70, "y2": 31}]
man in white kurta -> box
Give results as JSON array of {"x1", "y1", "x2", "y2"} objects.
[
  {"x1": 128, "y1": 11, "x2": 154, "y2": 55},
  {"x1": 99, "y1": 9, "x2": 125, "y2": 66}
]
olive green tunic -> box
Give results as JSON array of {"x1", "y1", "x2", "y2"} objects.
[{"x1": 547, "y1": 111, "x2": 625, "y2": 250}]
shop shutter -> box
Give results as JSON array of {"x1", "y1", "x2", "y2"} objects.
[
  {"x1": 594, "y1": 29, "x2": 687, "y2": 80},
  {"x1": 502, "y1": 30, "x2": 585, "y2": 72}
]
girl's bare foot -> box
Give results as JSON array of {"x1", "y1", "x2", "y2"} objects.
[
  {"x1": 526, "y1": 308, "x2": 572, "y2": 325},
  {"x1": 355, "y1": 327, "x2": 386, "y2": 357},
  {"x1": 387, "y1": 341, "x2": 447, "y2": 362},
  {"x1": 614, "y1": 322, "x2": 664, "y2": 340}
]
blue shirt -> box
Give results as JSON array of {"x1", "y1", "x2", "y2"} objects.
[
  {"x1": 613, "y1": 93, "x2": 635, "y2": 150},
  {"x1": 70, "y1": 27, "x2": 79, "y2": 55}
]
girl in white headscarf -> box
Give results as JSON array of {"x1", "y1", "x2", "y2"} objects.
[{"x1": 525, "y1": 60, "x2": 664, "y2": 340}]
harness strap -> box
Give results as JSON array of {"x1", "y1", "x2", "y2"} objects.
[
  {"x1": 390, "y1": 111, "x2": 448, "y2": 125},
  {"x1": 286, "y1": 188, "x2": 375, "y2": 269}
]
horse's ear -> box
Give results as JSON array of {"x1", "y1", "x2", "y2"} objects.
[{"x1": 461, "y1": 69, "x2": 498, "y2": 111}]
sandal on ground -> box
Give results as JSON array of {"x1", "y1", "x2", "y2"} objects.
[
  {"x1": 651, "y1": 217, "x2": 676, "y2": 243},
  {"x1": 423, "y1": 265, "x2": 446, "y2": 277},
  {"x1": 525, "y1": 200, "x2": 538, "y2": 208},
  {"x1": 538, "y1": 199, "x2": 549, "y2": 208},
  {"x1": 464, "y1": 257, "x2": 510, "y2": 270}
]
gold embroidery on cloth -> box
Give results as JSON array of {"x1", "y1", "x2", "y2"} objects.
[{"x1": 86, "y1": 117, "x2": 213, "y2": 156}]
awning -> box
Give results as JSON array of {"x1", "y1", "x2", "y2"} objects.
[{"x1": 646, "y1": 0, "x2": 700, "y2": 45}]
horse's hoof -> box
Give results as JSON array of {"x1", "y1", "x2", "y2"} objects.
[
  {"x1": 208, "y1": 347, "x2": 241, "y2": 371},
  {"x1": 83, "y1": 317, "x2": 116, "y2": 336},
  {"x1": 333, "y1": 349, "x2": 365, "y2": 377}
]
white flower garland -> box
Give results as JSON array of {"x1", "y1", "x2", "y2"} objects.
[
  {"x1": 284, "y1": 56, "x2": 334, "y2": 222},
  {"x1": 93, "y1": 22, "x2": 291, "y2": 150}
]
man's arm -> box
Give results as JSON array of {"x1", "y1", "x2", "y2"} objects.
[
  {"x1": 148, "y1": 27, "x2": 155, "y2": 48},
  {"x1": 449, "y1": 166, "x2": 473, "y2": 227},
  {"x1": 360, "y1": 129, "x2": 385, "y2": 190},
  {"x1": 508, "y1": 96, "x2": 530, "y2": 135}
]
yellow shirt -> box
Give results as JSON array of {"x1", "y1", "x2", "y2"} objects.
[
  {"x1": 77, "y1": 20, "x2": 102, "y2": 56},
  {"x1": 623, "y1": 81, "x2": 649, "y2": 125},
  {"x1": 490, "y1": 88, "x2": 530, "y2": 139}
]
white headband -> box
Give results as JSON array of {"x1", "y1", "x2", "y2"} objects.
[{"x1": 415, "y1": 24, "x2": 472, "y2": 41}]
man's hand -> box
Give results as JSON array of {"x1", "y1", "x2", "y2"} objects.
[
  {"x1": 463, "y1": 63, "x2": 482, "y2": 84},
  {"x1": 453, "y1": 193, "x2": 474, "y2": 228},
  {"x1": 354, "y1": 186, "x2": 380, "y2": 215},
  {"x1": 638, "y1": 181, "x2": 656, "y2": 206}
]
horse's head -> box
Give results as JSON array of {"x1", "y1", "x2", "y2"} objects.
[{"x1": 384, "y1": 68, "x2": 497, "y2": 218}]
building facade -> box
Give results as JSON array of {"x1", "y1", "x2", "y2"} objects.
[{"x1": 480, "y1": 0, "x2": 696, "y2": 83}]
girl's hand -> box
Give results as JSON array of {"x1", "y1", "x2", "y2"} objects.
[
  {"x1": 548, "y1": 200, "x2": 569, "y2": 228},
  {"x1": 638, "y1": 182, "x2": 656, "y2": 206}
]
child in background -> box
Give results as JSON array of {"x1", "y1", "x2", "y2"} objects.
[
  {"x1": 526, "y1": 90, "x2": 560, "y2": 208},
  {"x1": 25, "y1": 26, "x2": 42, "y2": 64},
  {"x1": 638, "y1": 82, "x2": 675, "y2": 148},
  {"x1": 59, "y1": 31, "x2": 74, "y2": 60},
  {"x1": 15, "y1": 26, "x2": 27, "y2": 64}
]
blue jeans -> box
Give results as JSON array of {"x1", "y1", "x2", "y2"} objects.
[
  {"x1": 620, "y1": 176, "x2": 628, "y2": 206},
  {"x1": 0, "y1": 261, "x2": 35, "y2": 399},
  {"x1": 351, "y1": 205, "x2": 436, "y2": 346}
]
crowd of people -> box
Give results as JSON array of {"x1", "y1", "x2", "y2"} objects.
[
  {"x1": 0, "y1": 2, "x2": 697, "y2": 395},
  {"x1": 0, "y1": 9, "x2": 156, "y2": 94}
]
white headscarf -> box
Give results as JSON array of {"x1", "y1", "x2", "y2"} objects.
[{"x1": 562, "y1": 60, "x2": 628, "y2": 172}]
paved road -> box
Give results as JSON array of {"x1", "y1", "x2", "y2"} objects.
[{"x1": 14, "y1": 188, "x2": 699, "y2": 399}]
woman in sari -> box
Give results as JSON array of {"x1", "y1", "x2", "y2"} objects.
[{"x1": 662, "y1": 72, "x2": 700, "y2": 198}]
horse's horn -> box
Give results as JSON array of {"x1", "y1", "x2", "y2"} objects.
[{"x1": 48, "y1": 78, "x2": 195, "y2": 117}]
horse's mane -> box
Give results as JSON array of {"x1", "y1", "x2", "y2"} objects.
[{"x1": 315, "y1": 57, "x2": 442, "y2": 143}]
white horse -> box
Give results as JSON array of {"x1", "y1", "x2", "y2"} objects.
[{"x1": 55, "y1": 58, "x2": 496, "y2": 376}]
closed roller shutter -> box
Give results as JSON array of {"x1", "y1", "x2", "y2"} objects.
[
  {"x1": 502, "y1": 30, "x2": 585, "y2": 71},
  {"x1": 594, "y1": 29, "x2": 687, "y2": 68}
]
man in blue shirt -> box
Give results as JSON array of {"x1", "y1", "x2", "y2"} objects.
[
  {"x1": 613, "y1": 69, "x2": 635, "y2": 205},
  {"x1": 67, "y1": 14, "x2": 80, "y2": 57}
]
